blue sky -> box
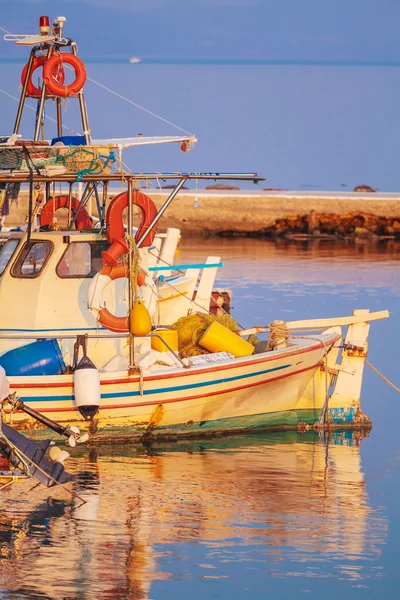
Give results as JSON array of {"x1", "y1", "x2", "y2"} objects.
[{"x1": 1, "y1": 0, "x2": 399, "y2": 62}]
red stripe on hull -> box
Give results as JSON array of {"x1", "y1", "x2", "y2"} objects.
[{"x1": 10, "y1": 334, "x2": 340, "y2": 390}]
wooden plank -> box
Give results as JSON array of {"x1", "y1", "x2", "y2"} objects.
[{"x1": 239, "y1": 309, "x2": 389, "y2": 336}]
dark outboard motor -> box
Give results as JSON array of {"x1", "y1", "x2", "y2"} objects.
[{"x1": 0, "y1": 423, "x2": 73, "y2": 487}]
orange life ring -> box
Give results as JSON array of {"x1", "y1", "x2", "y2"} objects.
[
  {"x1": 102, "y1": 191, "x2": 158, "y2": 266},
  {"x1": 43, "y1": 53, "x2": 86, "y2": 97},
  {"x1": 40, "y1": 195, "x2": 93, "y2": 230},
  {"x1": 21, "y1": 55, "x2": 65, "y2": 98},
  {"x1": 88, "y1": 263, "x2": 150, "y2": 333}
]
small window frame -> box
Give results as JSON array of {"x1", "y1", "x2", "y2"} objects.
[
  {"x1": 11, "y1": 239, "x2": 54, "y2": 279},
  {"x1": 0, "y1": 238, "x2": 20, "y2": 277},
  {"x1": 56, "y1": 240, "x2": 111, "y2": 279}
]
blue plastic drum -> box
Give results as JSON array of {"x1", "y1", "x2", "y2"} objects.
[{"x1": 0, "y1": 339, "x2": 67, "y2": 376}]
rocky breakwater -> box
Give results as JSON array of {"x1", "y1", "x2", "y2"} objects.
[{"x1": 150, "y1": 189, "x2": 400, "y2": 239}]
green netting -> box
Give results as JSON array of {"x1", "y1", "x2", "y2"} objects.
[
  {"x1": 0, "y1": 148, "x2": 22, "y2": 171},
  {"x1": 0, "y1": 145, "x2": 116, "y2": 180},
  {"x1": 55, "y1": 146, "x2": 116, "y2": 181}
]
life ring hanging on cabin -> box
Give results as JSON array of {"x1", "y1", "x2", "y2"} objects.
[
  {"x1": 88, "y1": 262, "x2": 155, "y2": 333},
  {"x1": 21, "y1": 55, "x2": 65, "y2": 98},
  {"x1": 43, "y1": 53, "x2": 86, "y2": 97},
  {"x1": 102, "y1": 190, "x2": 158, "y2": 266},
  {"x1": 40, "y1": 195, "x2": 93, "y2": 230},
  {"x1": 89, "y1": 190, "x2": 158, "y2": 332}
]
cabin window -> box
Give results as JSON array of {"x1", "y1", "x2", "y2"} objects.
[
  {"x1": 0, "y1": 239, "x2": 19, "y2": 276},
  {"x1": 11, "y1": 240, "x2": 53, "y2": 278},
  {"x1": 56, "y1": 241, "x2": 110, "y2": 278}
]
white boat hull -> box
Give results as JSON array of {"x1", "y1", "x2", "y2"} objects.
[{"x1": 2, "y1": 330, "x2": 365, "y2": 442}]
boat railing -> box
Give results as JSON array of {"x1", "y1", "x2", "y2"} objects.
[{"x1": 0, "y1": 331, "x2": 188, "y2": 368}]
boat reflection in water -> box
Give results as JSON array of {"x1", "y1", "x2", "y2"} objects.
[{"x1": 0, "y1": 432, "x2": 387, "y2": 598}]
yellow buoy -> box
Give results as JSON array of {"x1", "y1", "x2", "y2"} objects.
[
  {"x1": 130, "y1": 299, "x2": 152, "y2": 336},
  {"x1": 151, "y1": 328, "x2": 179, "y2": 352}
]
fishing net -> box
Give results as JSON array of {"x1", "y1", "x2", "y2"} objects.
[
  {"x1": 0, "y1": 145, "x2": 116, "y2": 180},
  {"x1": 0, "y1": 148, "x2": 22, "y2": 171},
  {"x1": 171, "y1": 312, "x2": 256, "y2": 357},
  {"x1": 55, "y1": 146, "x2": 116, "y2": 181}
]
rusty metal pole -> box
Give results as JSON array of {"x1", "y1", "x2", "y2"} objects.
[
  {"x1": 68, "y1": 182, "x2": 73, "y2": 225},
  {"x1": 71, "y1": 42, "x2": 91, "y2": 144},
  {"x1": 135, "y1": 176, "x2": 188, "y2": 248},
  {"x1": 56, "y1": 97, "x2": 62, "y2": 137},
  {"x1": 14, "y1": 47, "x2": 37, "y2": 135}
]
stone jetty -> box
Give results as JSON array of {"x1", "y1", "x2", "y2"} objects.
[{"x1": 4, "y1": 189, "x2": 400, "y2": 239}]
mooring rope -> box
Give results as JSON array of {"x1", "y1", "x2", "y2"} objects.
[
  {"x1": 366, "y1": 359, "x2": 400, "y2": 393},
  {"x1": 84, "y1": 75, "x2": 195, "y2": 136},
  {"x1": 288, "y1": 332, "x2": 330, "y2": 424}
]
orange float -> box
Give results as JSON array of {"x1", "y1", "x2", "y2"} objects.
[
  {"x1": 100, "y1": 263, "x2": 147, "y2": 287},
  {"x1": 42, "y1": 53, "x2": 86, "y2": 97},
  {"x1": 40, "y1": 195, "x2": 93, "y2": 230},
  {"x1": 102, "y1": 190, "x2": 158, "y2": 266},
  {"x1": 89, "y1": 191, "x2": 158, "y2": 333},
  {"x1": 21, "y1": 55, "x2": 65, "y2": 98}
]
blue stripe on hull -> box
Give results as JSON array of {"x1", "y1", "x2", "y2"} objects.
[{"x1": 19, "y1": 363, "x2": 292, "y2": 403}]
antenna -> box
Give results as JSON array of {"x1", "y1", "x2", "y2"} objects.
[{"x1": 53, "y1": 16, "x2": 66, "y2": 39}]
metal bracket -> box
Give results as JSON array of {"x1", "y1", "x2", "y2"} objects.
[
  {"x1": 320, "y1": 363, "x2": 355, "y2": 376},
  {"x1": 343, "y1": 341, "x2": 368, "y2": 357}
]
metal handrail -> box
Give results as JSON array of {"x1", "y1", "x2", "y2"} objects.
[
  {"x1": 0, "y1": 172, "x2": 264, "y2": 184},
  {"x1": 0, "y1": 331, "x2": 189, "y2": 368}
]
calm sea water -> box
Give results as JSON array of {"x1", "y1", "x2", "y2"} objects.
[
  {"x1": 0, "y1": 61, "x2": 399, "y2": 191},
  {"x1": 1, "y1": 238, "x2": 400, "y2": 599}
]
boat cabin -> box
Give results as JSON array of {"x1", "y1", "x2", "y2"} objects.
[{"x1": 0, "y1": 227, "x2": 221, "y2": 369}]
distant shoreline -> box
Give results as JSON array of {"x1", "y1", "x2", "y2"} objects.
[{"x1": 1, "y1": 57, "x2": 400, "y2": 67}]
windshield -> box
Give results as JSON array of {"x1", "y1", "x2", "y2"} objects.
[
  {"x1": 11, "y1": 240, "x2": 53, "y2": 278},
  {"x1": 57, "y1": 241, "x2": 110, "y2": 278},
  {"x1": 0, "y1": 239, "x2": 19, "y2": 276}
]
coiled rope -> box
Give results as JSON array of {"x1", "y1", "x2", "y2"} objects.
[
  {"x1": 267, "y1": 320, "x2": 290, "y2": 350},
  {"x1": 126, "y1": 233, "x2": 141, "y2": 298}
]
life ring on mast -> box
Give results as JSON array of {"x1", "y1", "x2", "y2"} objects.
[
  {"x1": 102, "y1": 191, "x2": 158, "y2": 266},
  {"x1": 43, "y1": 53, "x2": 86, "y2": 97},
  {"x1": 21, "y1": 55, "x2": 65, "y2": 98},
  {"x1": 88, "y1": 262, "x2": 155, "y2": 333},
  {"x1": 40, "y1": 195, "x2": 93, "y2": 230}
]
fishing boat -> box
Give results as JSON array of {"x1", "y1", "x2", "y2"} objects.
[{"x1": 0, "y1": 16, "x2": 389, "y2": 443}]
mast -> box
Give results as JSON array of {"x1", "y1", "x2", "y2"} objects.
[{"x1": 12, "y1": 15, "x2": 91, "y2": 143}]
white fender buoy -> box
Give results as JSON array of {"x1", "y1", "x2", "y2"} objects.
[{"x1": 73, "y1": 355, "x2": 101, "y2": 420}]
